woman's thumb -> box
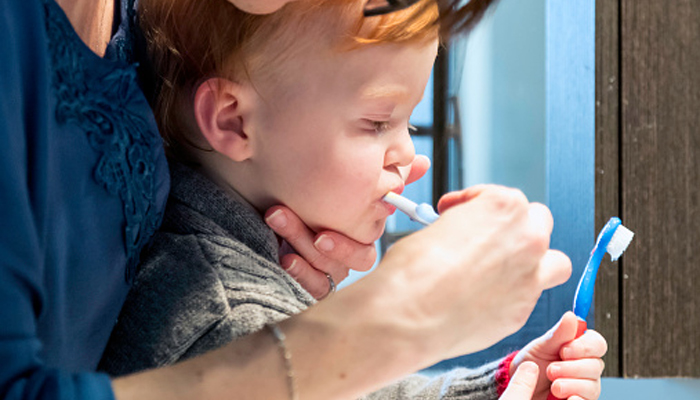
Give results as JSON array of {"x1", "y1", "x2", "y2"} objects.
[{"x1": 499, "y1": 362, "x2": 539, "y2": 400}]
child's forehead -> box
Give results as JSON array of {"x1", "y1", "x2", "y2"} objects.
[
  {"x1": 238, "y1": 0, "x2": 439, "y2": 84},
  {"x1": 250, "y1": 37, "x2": 436, "y2": 108}
]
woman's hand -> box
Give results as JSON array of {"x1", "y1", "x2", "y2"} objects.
[
  {"x1": 371, "y1": 184, "x2": 572, "y2": 360},
  {"x1": 265, "y1": 206, "x2": 375, "y2": 299},
  {"x1": 265, "y1": 155, "x2": 431, "y2": 300},
  {"x1": 510, "y1": 312, "x2": 607, "y2": 400}
]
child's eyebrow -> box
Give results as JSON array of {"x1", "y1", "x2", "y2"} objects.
[{"x1": 360, "y1": 84, "x2": 409, "y2": 101}]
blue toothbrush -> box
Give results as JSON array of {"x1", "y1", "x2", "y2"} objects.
[
  {"x1": 382, "y1": 191, "x2": 439, "y2": 226},
  {"x1": 545, "y1": 217, "x2": 634, "y2": 400},
  {"x1": 571, "y1": 216, "x2": 634, "y2": 336}
]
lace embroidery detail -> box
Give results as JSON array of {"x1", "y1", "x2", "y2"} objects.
[
  {"x1": 43, "y1": 0, "x2": 163, "y2": 282},
  {"x1": 107, "y1": 0, "x2": 137, "y2": 63}
]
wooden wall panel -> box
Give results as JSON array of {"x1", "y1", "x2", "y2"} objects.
[
  {"x1": 595, "y1": 0, "x2": 621, "y2": 378},
  {"x1": 620, "y1": 0, "x2": 700, "y2": 377}
]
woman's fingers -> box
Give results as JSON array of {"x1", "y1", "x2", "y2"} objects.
[
  {"x1": 265, "y1": 206, "x2": 376, "y2": 299},
  {"x1": 312, "y1": 232, "x2": 376, "y2": 273},
  {"x1": 266, "y1": 207, "x2": 376, "y2": 273},
  {"x1": 280, "y1": 253, "x2": 341, "y2": 300},
  {"x1": 538, "y1": 249, "x2": 573, "y2": 291},
  {"x1": 528, "y1": 202, "x2": 554, "y2": 238},
  {"x1": 403, "y1": 154, "x2": 431, "y2": 185},
  {"x1": 436, "y1": 184, "x2": 492, "y2": 213}
]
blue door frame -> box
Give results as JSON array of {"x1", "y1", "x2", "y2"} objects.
[{"x1": 544, "y1": 0, "x2": 595, "y2": 329}]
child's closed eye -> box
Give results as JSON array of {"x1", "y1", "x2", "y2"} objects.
[
  {"x1": 362, "y1": 120, "x2": 417, "y2": 134},
  {"x1": 368, "y1": 120, "x2": 392, "y2": 133}
]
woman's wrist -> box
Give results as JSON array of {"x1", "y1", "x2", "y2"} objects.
[{"x1": 277, "y1": 273, "x2": 433, "y2": 400}]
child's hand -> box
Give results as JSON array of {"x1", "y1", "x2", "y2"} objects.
[
  {"x1": 500, "y1": 362, "x2": 540, "y2": 400},
  {"x1": 509, "y1": 311, "x2": 607, "y2": 400}
]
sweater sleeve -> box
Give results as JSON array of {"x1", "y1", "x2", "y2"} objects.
[
  {"x1": 99, "y1": 232, "x2": 315, "y2": 376},
  {"x1": 179, "y1": 235, "x2": 316, "y2": 361},
  {"x1": 357, "y1": 358, "x2": 506, "y2": 400},
  {"x1": 0, "y1": 1, "x2": 115, "y2": 399}
]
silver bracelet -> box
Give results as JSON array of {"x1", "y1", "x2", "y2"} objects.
[{"x1": 267, "y1": 323, "x2": 298, "y2": 400}]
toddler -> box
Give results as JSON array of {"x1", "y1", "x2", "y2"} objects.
[{"x1": 100, "y1": 1, "x2": 606, "y2": 399}]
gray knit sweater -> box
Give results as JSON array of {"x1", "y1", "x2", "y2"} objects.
[{"x1": 98, "y1": 162, "x2": 504, "y2": 400}]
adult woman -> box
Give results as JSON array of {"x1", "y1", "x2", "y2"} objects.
[{"x1": 0, "y1": 0, "x2": 572, "y2": 399}]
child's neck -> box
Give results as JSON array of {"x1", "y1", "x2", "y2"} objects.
[{"x1": 192, "y1": 158, "x2": 266, "y2": 217}]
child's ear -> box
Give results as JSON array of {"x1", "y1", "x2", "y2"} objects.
[{"x1": 194, "y1": 77, "x2": 253, "y2": 162}]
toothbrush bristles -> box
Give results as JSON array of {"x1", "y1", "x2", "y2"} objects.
[{"x1": 607, "y1": 224, "x2": 634, "y2": 261}]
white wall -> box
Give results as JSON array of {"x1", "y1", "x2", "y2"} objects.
[{"x1": 458, "y1": 0, "x2": 546, "y2": 203}]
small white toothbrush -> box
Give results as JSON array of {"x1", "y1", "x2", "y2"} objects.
[{"x1": 382, "y1": 192, "x2": 439, "y2": 226}]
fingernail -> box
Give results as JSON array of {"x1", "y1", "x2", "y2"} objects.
[
  {"x1": 562, "y1": 346, "x2": 573, "y2": 359},
  {"x1": 549, "y1": 364, "x2": 561, "y2": 376},
  {"x1": 284, "y1": 259, "x2": 298, "y2": 273},
  {"x1": 266, "y1": 210, "x2": 287, "y2": 230},
  {"x1": 553, "y1": 381, "x2": 565, "y2": 395},
  {"x1": 314, "y1": 235, "x2": 335, "y2": 252},
  {"x1": 520, "y1": 362, "x2": 539, "y2": 377}
]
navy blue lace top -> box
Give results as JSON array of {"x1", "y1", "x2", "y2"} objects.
[{"x1": 0, "y1": 0, "x2": 169, "y2": 398}]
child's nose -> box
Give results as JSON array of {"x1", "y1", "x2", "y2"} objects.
[{"x1": 384, "y1": 128, "x2": 415, "y2": 168}]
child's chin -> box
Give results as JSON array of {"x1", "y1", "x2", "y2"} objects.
[
  {"x1": 325, "y1": 218, "x2": 387, "y2": 246},
  {"x1": 353, "y1": 224, "x2": 387, "y2": 245}
]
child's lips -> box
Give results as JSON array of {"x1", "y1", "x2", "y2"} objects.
[
  {"x1": 381, "y1": 186, "x2": 404, "y2": 215},
  {"x1": 390, "y1": 185, "x2": 405, "y2": 196},
  {"x1": 383, "y1": 201, "x2": 397, "y2": 215}
]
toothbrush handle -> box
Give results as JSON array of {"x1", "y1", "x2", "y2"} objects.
[
  {"x1": 415, "y1": 203, "x2": 439, "y2": 224},
  {"x1": 546, "y1": 320, "x2": 588, "y2": 400},
  {"x1": 575, "y1": 319, "x2": 587, "y2": 338}
]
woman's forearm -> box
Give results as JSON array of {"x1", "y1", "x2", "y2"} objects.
[
  {"x1": 111, "y1": 326, "x2": 289, "y2": 400},
  {"x1": 111, "y1": 271, "x2": 430, "y2": 400},
  {"x1": 280, "y1": 274, "x2": 433, "y2": 400}
]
